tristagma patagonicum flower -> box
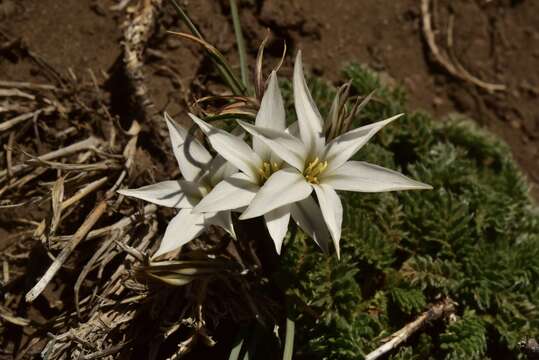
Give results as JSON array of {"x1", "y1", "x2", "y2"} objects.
[
  {"x1": 118, "y1": 113, "x2": 237, "y2": 257},
  {"x1": 190, "y1": 71, "x2": 331, "y2": 254},
  {"x1": 192, "y1": 51, "x2": 432, "y2": 258},
  {"x1": 118, "y1": 51, "x2": 432, "y2": 258}
]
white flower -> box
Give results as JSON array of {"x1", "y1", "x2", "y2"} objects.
[
  {"x1": 117, "y1": 113, "x2": 237, "y2": 258},
  {"x1": 189, "y1": 71, "x2": 331, "y2": 254},
  {"x1": 236, "y1": 51, "x2": 432, "y2": 258}
]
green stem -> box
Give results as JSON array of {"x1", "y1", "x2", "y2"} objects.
[
  {"x1": 169, "y1": 0, "x2": 203, "y2": 38},
  {"x1": 229, "y1": 0, "x2": 251, "y2": 91},
  {"x1": 169, "y1": 0, "x2": 246, "y2": 95},
  {"x1": 283, "y1": 318, "x2": 295, "y2": 360}
]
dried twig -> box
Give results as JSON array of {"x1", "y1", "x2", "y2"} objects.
[
  {"x1": 365, "y1": 298, "x2": 456, "y2": 360},
  {"x1": 0, "y1": 79, "x2": 59, "y2": 91},
  {"x1": 25, "y1": 201, "x2": 108, "y2": 302},
  {"x1": 0, "y1": 107, "x2": 53, "y2": 132},
  {"x1": 61, "y1": 176, "x2": 109, "y2": 210},
  {"x1": 420, "y1": 0, "x2": 505, "y2": 92},
  {"x1": 50, "y1": 204, "x2": 157, "y2": 243},
  {"x1": 0, "y1": 136, "x2": 101, "y2": 180}
]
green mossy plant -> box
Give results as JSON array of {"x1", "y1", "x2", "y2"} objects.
[{"x1": 278, "y1": 64, "x2": 539, "y2": 359}]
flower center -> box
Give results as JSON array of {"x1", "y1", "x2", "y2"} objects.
[
  {"x1": 303, "y1": 157, "x2": 328, "y2": 184},
  {"x1": 257, "y1": 161, "x2": 281, "y2": 184}
]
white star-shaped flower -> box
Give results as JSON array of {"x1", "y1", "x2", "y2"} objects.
[
  {"x1": 189, "y1": 71, "x2": 331, "y2": 254},
  {"x1": 118, "y1": 113, "x2": 237, "y2": 258},
  {"x1": 236, "y1": 51, "x2": 432, "y2": 257}
]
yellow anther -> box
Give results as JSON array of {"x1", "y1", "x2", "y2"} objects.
[
  {"x1": 305, "y1": 157, "x2": 320, "y2": 174},
  {"x1": 303, "y1": 158, "x2": 328, "y2": 184},
  {"x1": 257, "y1": 161, "x2": 281, "y2": 184}
]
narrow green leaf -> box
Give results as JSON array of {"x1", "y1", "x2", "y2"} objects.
[
  {"x1": 229, "y1": 0, "x2": 250, "y2": 91},
  {"x1": 168, "y1": 1, "x2": 246, "y2": 95},
  {"x1": 169, "y1": 0, "x2": 203, "y2": 38}
]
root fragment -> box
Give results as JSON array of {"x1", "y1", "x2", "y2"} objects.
[{"x1": 421, "y1": 0, "x2": 505, "y2": 92}]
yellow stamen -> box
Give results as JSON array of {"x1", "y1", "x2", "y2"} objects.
[
  {"x1": 303, "y1": 158, "x2": 328, "y2": 184},
  {"x1": 257, "y1": 161, "x2": 281, "y2": 184},
  {"x1": 305, "y1": 157, "x2": 320, "y2": 174}
]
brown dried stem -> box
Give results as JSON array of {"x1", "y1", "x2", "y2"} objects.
[
  {"x1": 421, "y1": 0, "x2": 505, "y2": 92},
  {"x1": 365, "y1": 298, "x2": 456, "y2": 360},
  {"x1": 25, "y1": 200, "x2": 108, "y2": 302},
  {"x1": 122, "y1": 0, "x2": 163, "y2": 121}
]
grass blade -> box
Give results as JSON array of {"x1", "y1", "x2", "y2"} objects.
[
  {"x1": 168, "y1": 0, "x2": 246, "y2": 95},
  {"x1": 229, "y1": 0, "x2": 250, "y2": 91}
]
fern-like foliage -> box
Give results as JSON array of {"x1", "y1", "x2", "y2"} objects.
[{"x1": 278, "y1": 64, "x2": 539, "y2": 359}]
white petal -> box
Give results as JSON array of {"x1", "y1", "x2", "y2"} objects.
[
  {"x1": 323, "y1": 114, "x2": 402, "y2": 172},
  {"x1": 323, "y1": 161, "x2": 433, "y2": 192},
  {"x1": 154, "y1": 209, "x2": 205, "y2": 257},
  {"x1": 285, "y1": 121, "x2": 299, "y2": 137},
  {"x1": 189, "y1": 114, "x2": 262, "y2": 181},
  {"x1": 207, "y1": 155, "x2": 237, "y2": 186},
  {"x1": 264, "y1": 205, "x2": 291, "y2": 254},
  {"x1": 293, "y1": 51, "x2": 325, "y2": 154},
  {"x1": 205, "y1": 211, "x2": 236, "y2": 239},
  {"x1": 290, "y1": 197, "x2": 331, "y2": 254},
  {"x1": 194, "y1": 172, "x2": 259, "y2": 213},
  {"x1": 313, "y1": 184, "x2": 343, "y2": 259},
  {"x1": 254, "y1": 71, "x2": 286, "y2": 159},
  {"x1": 240, "y1": 168, "x2": 312, "y2": 219},
  {"x1": 238, "y1": 120, "x2": 307, "y2": 171},
  {"x1": 165, "y1": 112, "x2": 212, "y2": 181},
  {"x1": 117, "y1": 180, "x2": 200, "y2": 208}
]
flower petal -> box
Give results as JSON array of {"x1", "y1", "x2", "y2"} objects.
[
  {"x1": 207, "y1": 155, "x2": 237, "y2": 187},
  {"x1": 189, "y1": 114, "x2": 262, "y2": 181},
  {"x1": 264, "y1": 205, "x2": 291, "y2": 254},
  {"x1": 240, "y1": 168, "x2": 312, "y2": 219},
  {"x1": 118, "y1": 180, "x2": 200, "y2": 208},
  {"x1": 254, "y1": 71, "x2": 286, "y2": 159},
  {"x1": 238, "y1": 120, "x2": 307, "y2": 171},
  {"x1": 323, "y1": 114, "x2": 402, "y2": 172},
  {"x1": 205, "y1": 211, "x2": 236, "y2": 239},
  {"x1": 290, "y1": 196, "x2": 331, "y2": 254},
  {"x1": 154, "y1": 209, "x2": 205, "y2": 257},
  {"x1": 323, "y1": 161, "x2": 433, "y2": 192},
  {"x1": 194, "y1": 172, "x2": 259, "y2": 213},
  {"x1": 313, "y1": 184, "x2": 343, "y2": 258},
  {"x1": 165, "y1": 112, "x2": 212, "y2": 181},
  {"x1": 293, "y1": 51, "x2": 325, "y2": 154}
]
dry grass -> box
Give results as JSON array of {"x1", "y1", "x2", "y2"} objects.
[{"x1": 0, "y1": 3, "x2": 278, "y2": 358}]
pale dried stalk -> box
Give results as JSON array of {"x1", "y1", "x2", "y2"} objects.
[
  {"x1": 61, "y1": 176, "x2": 109, "y2": 210},
  {"x1": 0, "y1": 107, "x2": 50, "y2": 132},
  {"x1": 50, "y1": 176, "x2": 65, "y2": 235},
  {"x1": 0, "y1": 136, "x2": 101, "y2": 179},
  {"x1": 0, "y1": 80, "x2": 58, "y2": 91},
  {"x1": 421, "y1": 0, "x2": 505, "y2": 92},
  {"x1": 74, "y1": 230, "x2": 125, "y2": 317},
  {"x1": 365, "y1": 298, "x2": 456, "y2": 360},
  {"x1": 0, "y1": 88, "x2": 36, "y2": 100},
  {"x1": 26, "y1": 158, "x2": 121, "y2": 171},
  {"x1": 50, "y1": 204, "x2": 157, "y2": 242},
  {"x1": 25, "y1": 200, "x2": 108, "y2": 302}
]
